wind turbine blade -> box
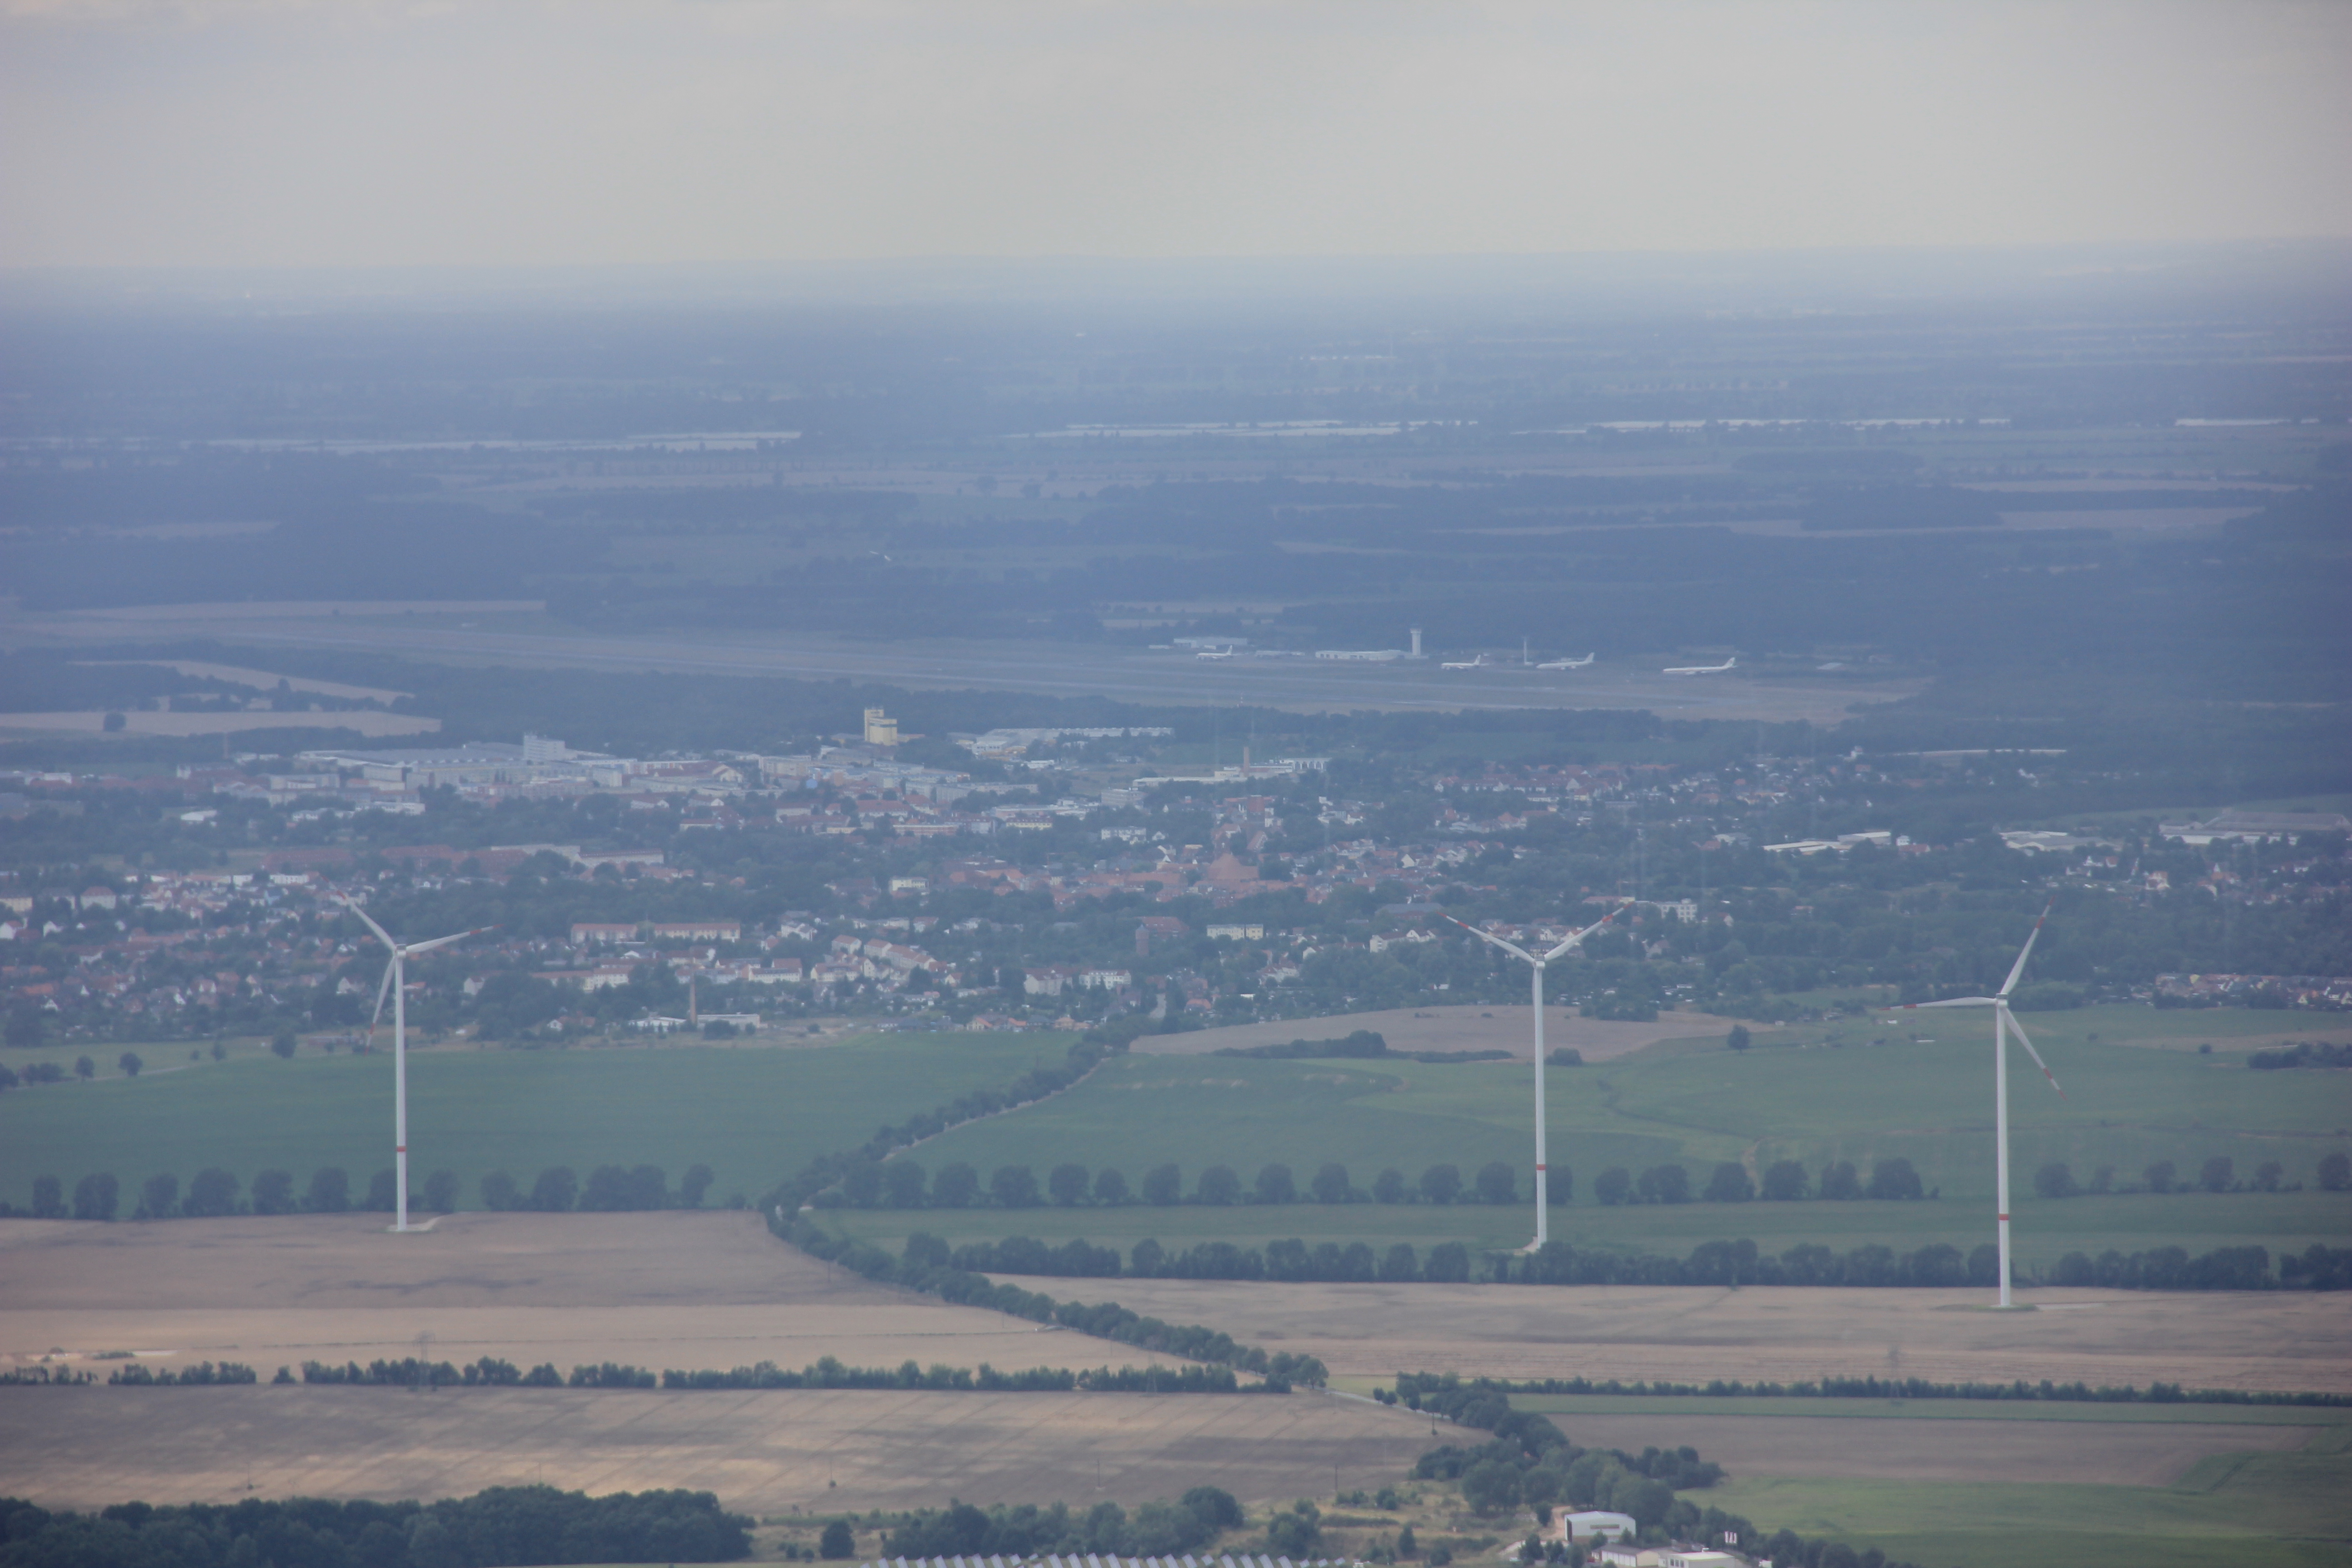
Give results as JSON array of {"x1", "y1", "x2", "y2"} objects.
[
  {"x1": 340, "y1": 896, "x2": 397, "y2": 953},
  {"x1": 2001, "y1": 1007, "x2": 2066, "y2": 1098},
  {"x1": 1446, "y1": 916, "x2": 1533, "y2": 965},
  {"x1": 1543, "y1": 906, "x2": 1621, "y2": 962},
  {"x1": 1901, "y1": 997, "x2": 1998, "y2": 1010},
  {"x1": 366, "y1": 957, "x2": 396, "y2": 1050},
  {"x1": 1998, "y1": 902, "x2": 2055, "y2": 999},
  {"x1": 404, "y1": 926, "x2": 494, "y2": 958}
]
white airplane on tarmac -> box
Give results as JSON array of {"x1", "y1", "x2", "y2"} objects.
[
  {"x1": 1194, "y1": 647, "x2": 1236, "y2": 661},
  {"x1": 1663, "y1": 655, "x2": 1737, "y2": 676},
  {"x1": 1537, "y1": 652, "x2": 1596, "y2": 670},
  {"x1": 1441, "y1": 653, "x2": 1493, "y2": 671}
]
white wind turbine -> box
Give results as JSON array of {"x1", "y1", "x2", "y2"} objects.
[
  {"x1": 343, "y1": 897, "x2": 491, "y2": 1233},
  {"x1": 1889, "y1": 903, "x2": 2064, "y2": 1308},
  {"x1": 1448, "y1": 906, "x2": 1623, "y2": 1250}
]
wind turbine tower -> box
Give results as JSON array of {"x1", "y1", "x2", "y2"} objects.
[
  {"x1": 1889, "y1": 904, "x2": 2065, "y2": 1307},
  {"x1": 1449, "y1": 907, "x2": 1622, "y2": 1249},
  {"x1": 344, "y1": 898, "x2": 490, "y2": 1233}
]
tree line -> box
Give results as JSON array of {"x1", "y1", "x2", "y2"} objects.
[
  {"x1": 1420, "y1": 1372, "x2": 2352, "y2": 1410},
  {"x1": 818, "y1": 1157, "x2": 1555, "y2": 1210},
  {"x1": 2033, "y1": 1153, "x2": 2345, "y2": 1197},
  {"x1": 104, "y1": 1361, "x2": 257, "y2": 1387},
  {"x1": 9, "y1": 1162, "x2": 722, "y2": 1220},
  {"x1": 2249, "y1": 1041, "x2": 2352, "y2": 1070},
  {"x1": 283, "y1": 1352, "x2": 1263, "y2": 1396},
  {"x1": 811, "y1": 1155, "x2": 1958, "y2": 1213},
  {"x1": 882, "y1": 1489, "x2": 1245, "y2": 1562},
  {"x1": 1387, "y1": 1372, "x2": 1926, "y2": 1568},
  {"x1": 779, "y1": 1216, "x2": 1328, "y2": 1388},
  {"x1": 1602, "y1": 1156, "x2": 1926, "y2": 1204},
  {"x1": 915, "y1": 1231, "x2": 2352, "y2": 1292},
  {"x1": 0, "y1": 1485, "x2": 752, "y2": 1568},
  {"x1": 658, "y1": 1359, "x2": 1251, "y2": 1394}
]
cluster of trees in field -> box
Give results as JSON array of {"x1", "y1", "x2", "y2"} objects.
[
  {"x1": 883, "y1": 1488, "x2": 1245, "y2": 1561},
  {"x1": 2035, "y1": 1152, "x2": 2347, "y2": 1197},
  {"x1": 10, "y1": 1162, "x2": 724, "y2": 1220},
  {"x1": 0, "y1": 1485, "x2": 752, "y2": 1567}
]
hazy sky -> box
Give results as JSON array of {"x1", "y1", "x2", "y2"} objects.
[{"x1": 5, "y1": 0, "x2": 2349, "y2": 269}]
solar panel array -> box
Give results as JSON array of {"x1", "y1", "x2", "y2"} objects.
[{"x1": 861, "y1": 1556, "x2": 1353, "y2": 1568}]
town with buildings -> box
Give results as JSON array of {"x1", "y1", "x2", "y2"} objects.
[{"x1": 4, "y1": 712, "x2": 2343, "y2": 1056}]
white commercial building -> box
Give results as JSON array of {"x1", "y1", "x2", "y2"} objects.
[{"x1": 1563, "y1": 1512, "x2": 1638, "y2": 1544}]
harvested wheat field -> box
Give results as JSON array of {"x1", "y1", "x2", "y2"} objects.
[
  {"x1": 0, "y1": 1212, "x2": 1183, "y2": 1380},
  {"x1": 1056, "y1": 1279, "x2": 2352, "y2": 1395},
  {"x1": 0, "y1": 1385, "x2": 1440, "y2": 1513}
]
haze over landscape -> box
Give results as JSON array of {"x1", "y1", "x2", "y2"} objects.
[{"x1": 1, "y1": 5, "x2": 2348, "y2": 1568}]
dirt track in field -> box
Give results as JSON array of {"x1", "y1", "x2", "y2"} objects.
[
  {"x1": 1050, "y1": 1278, "x2": 2352, "y2": 1395},
  {"x1": 0, "y1": 1212, "x2": 1178, "y2": 1379}
]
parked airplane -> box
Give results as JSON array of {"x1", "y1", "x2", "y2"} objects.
[
  {"x1": 1194, "y1": 647, "x2": 1236, "y2": 661},
  {"x1": 1663, "y1": 655, "x2": 1738, "y2": 675},
  {"x1": 1441, "y1": 653, "x2": 1492, "y2": 671},
  {"x1": 1537, "y1": 653, "x2": 1596, "y2": 670}
]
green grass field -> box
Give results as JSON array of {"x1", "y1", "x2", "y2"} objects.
[
  {"x1": 1708, "y1": 1442, "x2": 2352, "y2": 1568},
  {"x1": 820, "y1": 1186, "x2": 2352, "y2": 1269},
  {"x1": 1531, "y1": 1396, "x2": 2352, "y2": 1568},
  {"x1": 8, "y1": 1003, "x2": 2344, "y2": 1267},
  {"x1": 1455, "y1": 1396, "x2": 2352, "y2": 1568},
  {"x1": 802, "y1": 1006, "x2": 2350, "y2": 1266},
  {"x1": 0, "y1": 1032, "x2": 1071, "y2": 1210}
]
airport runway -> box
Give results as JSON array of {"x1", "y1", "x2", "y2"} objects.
[{"x1": 12, "y1": 604, "x2": 1918, "y2": 721}]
